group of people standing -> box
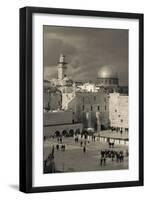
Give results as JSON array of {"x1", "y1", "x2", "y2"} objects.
[
  {"x1": 74, "y1": 135, "x2": 90, "y2": 154},
  {"x1": 54, "y1": 136, "x2": 66, "y2": 151},
  {"x1": 100, "y1": 149, "x2": 126, "y2": 166}
]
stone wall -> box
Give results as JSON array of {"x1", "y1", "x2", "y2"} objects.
[
  {"x1": 43, "y1": 89, "x2": 62, "y2": 110},
  {"x1": 44, "y1": 111, "x2": 74, "y2": 126},
  {"x1": 63, "y1": 91, "x2": 109, "y2": 129},
  {"x1": 109, "y1": 93, "x2": 128, "y2": 130},
  {"x1": 44, "y1": 123, "x2": 83, "y2": 137}
]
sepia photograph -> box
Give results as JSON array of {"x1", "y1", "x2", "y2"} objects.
[
  {"x1": 43, "y1": 25, "x2": 129, "y2": 174},
  {"x1": 19, "y1": 6, "x2": 143, "y2": 193}
]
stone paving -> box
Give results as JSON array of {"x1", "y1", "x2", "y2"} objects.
[
  {"x1": 99, "y1": 130, "x2": 128, "y2": 139},
  {"x1": 43, "y1": 134, "x2": 128, "y2": 173}
]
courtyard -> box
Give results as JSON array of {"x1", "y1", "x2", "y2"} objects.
[{"x1": 43, "y1": 132, "x2": 128, "y2": 173}]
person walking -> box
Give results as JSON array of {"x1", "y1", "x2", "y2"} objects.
[
  {"x1": 56, "y1": 144, "x2": 59, "y2": 151},
  {"x1": 60, "y1": 137, "x2": 62, "y2": 143},
  {"x1": 83, "y1": 146, "x2": 86, "y2": 153},
  {"x1": 103, "y1": 155, "x2": 106, "y2": 165},
  {"x1": 93, "y1": 135, "x2": 96, "y2": 142},
  {"x1": 100, "y1": 157, "x2": 103, "y2": 166}
]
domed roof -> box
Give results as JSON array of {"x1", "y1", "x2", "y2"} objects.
[{"x1": 98, "y1": 66, "x2": 117, "y2": 78}]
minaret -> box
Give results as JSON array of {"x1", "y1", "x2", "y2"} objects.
[{"x1": 57, "y1": 54, "x2": 67, "y2": 80}]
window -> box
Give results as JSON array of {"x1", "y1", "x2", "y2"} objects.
[
  {"x1": 94, "y1": 96, "x2": 96, "y2": 101},
  {"x1": 105, "y1": 106, "x2": 106, "y2": 110},
  {"x1": 97, "y1": 105, "x2": 100, "y2": 111},
  {"x1": 121, "y1": 119, "x2": 123, "y2": 123},
  {"x1": 115, "y1": 109, "x2": 117, "y2": 112},
  {"x1": 91, "y1": 106, "x2": 93, "y2": 111}
]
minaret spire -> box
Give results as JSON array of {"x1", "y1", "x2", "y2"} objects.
[
  {"x1": 58, "y1": 54, "x2": 67, "y2": 64},
  {"x1": 57, "y1": 54, "x2": 68, "y2": 80}
]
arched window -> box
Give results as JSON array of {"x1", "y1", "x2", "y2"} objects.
[
  {"x1": 54, "y1": 131, "x2": 60, "y2": 137},
  {"x1": 97, "y1": 105, "x2": 100, "y2": 111},
  {"x1": 62, "y1": 130, "x2": 68, "y2": 136},
  {"x1": 75, "y1": 129, "x2": 80, "y2": 135},
  {"x1": 69, "y1": 129, "x2": 74, "y2": 136}
]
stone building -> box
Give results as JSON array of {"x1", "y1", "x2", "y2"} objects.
[
  {"x1": 96, "y1": 68, "x2": 128, "y2": 95},
  {"x1": 109, "y1": 92, "x2": 128, "y2": 131},
  {"x1": 62, "y1": 91, "x2": 110, "y2": 131},
  {"x1": 43, "y1": 82, "x2": 62, "y2": 111},
  {"x1": 77, "y1": 82, "x2": 99, "y2": 92},
  {"x1": 43, "y1": 55, "x2": 128, "y2": 135},
  {"x1": 43, "y1": 111, "x2": 83, "y2": 138},
  {"x1": 97, "y1": 77, "x2": 119, "y2": 88},
  {"x1": 97, "y1": 67, "x2": 119, "y2": 93}
]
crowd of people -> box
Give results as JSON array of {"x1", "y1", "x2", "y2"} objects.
[
  {"x1": 100, "y1": 149, "x2": 128, "y2": 166},
  {"x1": 56, "y1": 143, "x2": 66, "y2": 151}
]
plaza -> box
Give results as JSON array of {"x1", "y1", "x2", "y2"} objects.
[{"x1": 43, "y1": 132, "x2": 128, "y2": 173}]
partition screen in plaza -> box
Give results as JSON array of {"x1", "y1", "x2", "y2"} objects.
[{"x1": 43, "y1": 25, "x2": 129, "y2": 174}]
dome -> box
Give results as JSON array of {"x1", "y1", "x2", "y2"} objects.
[{"x1": 98, "y1": 66, "x2": 117, "y2": 78}]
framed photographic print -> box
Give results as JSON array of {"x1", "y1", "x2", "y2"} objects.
[{"x1": 19, "y1": 6, "x2": 144, "y2": 193}]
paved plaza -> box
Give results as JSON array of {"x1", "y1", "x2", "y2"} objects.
[
  {"x1": 43, "y1": 132, "x2": 128, "y2": 173},
  {"x1": 99, "y1": 130, "x2": 128, "y2": 139}
]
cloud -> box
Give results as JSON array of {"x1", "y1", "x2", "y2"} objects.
[
  {"x1": 43, "y1": 26, "x2": 128, "y2": 86},
  {"x1": 44, "y1": 66, "x2": 57, "y2": 80}
]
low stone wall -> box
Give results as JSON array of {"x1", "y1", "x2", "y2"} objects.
[
  {"x1": 98, "y1": 136, "x2": 128, "y2": 146},
  {"x1": 44, "y1": 123, "x2": 83, "y2": 137}
]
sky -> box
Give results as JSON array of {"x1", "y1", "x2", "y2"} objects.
[{"x1": 43, "y1": 25, "x2": 128, "y2": 86}]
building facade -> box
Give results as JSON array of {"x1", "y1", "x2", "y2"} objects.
[
  {"x1": 43, "y1": 111, "x2": 83, "y2": 138},
  {"x1": 62, "y1": 91, "x2": 110, "y2": 130},
  {"x1": 43, "y1": 54, "x2": 129, "y2": 136},
  {"x1": 77, "y1": 82, "x2": 99, "y2": 92},
  {"x1": 43, "y1": 86, "x2": 62, "y2": 111},
  {"x1": 109, "y1": 93, "x2": 128, "y2": 131},
  {"x1": 97, "y1": 77, "x2": 119, "y2": 87}
]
